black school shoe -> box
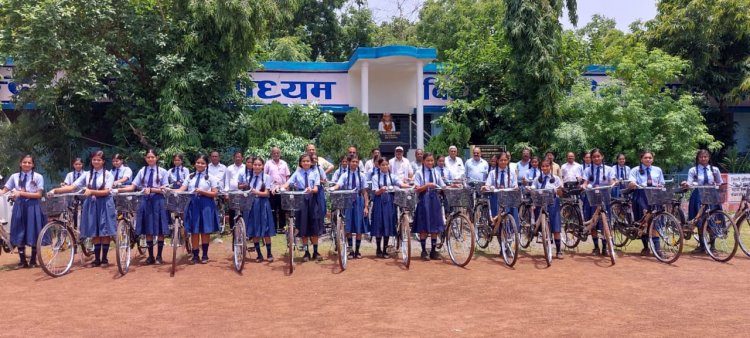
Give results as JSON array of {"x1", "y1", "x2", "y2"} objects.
[
  {"x1": 420, "y1": 251, "x2": 429, "y2": 260},
  {"x1": 155, "y1": 256, "x2": 163, "y2": 265},
  {"x1": 313, "y1": 252, "x2": 323, "y2": 261},
  {"x1": 144, "y1": 257, "x2": 156, "y2": 265},
  {"x1": 189, "y1": 257, "x2": 199, "y2": 265},
  {"x1": 429, "y1": 250, "x2": 439, "y2": 260},
  {"x1": 16, "y1": 260, "x2": 28, "y2": 269},
  {"x1": 200, "y1": 257, "x2": 209, "y2": 264},
  {"x1": 267, "y1": 254, "x2": 274, "y2": 263},
  {"x1": 354, "y1": 252, "x2": 362, "y2": 259},
  {"x1": 91, "y1": 260, "x2": 101, "y2": 267},
  {"x1": 302, "y1": 251, "x2": 311, "y2": 262},
  {"x1": 101, "y1": 258, "x2": 110, "y2": 267}
]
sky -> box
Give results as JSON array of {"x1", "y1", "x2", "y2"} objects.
[{"x1": 366, "y1": 0, "x2": 658, "y2": 32}]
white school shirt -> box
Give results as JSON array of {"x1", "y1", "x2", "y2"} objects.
[
  {"x1": 389, "y1": 157, "x2": 413, "y2": 181},
  {"x1": 414, "y1": 167, "x2": 446, "y2": 189},
  {"x1": 687, "y1": 165, "x2": 723, "y2": 186},
  {"x1": 583, "y1": 165, "x2": 615, "y2": 187},
  {"x1": 72, "y1": 169, "x2": 113, "y2": 190},
  {"x1": 207, "y1": 163, "x2": 227, "y2": 183},
  {"x1": 364, "y1": 159, "x2": 376, "y2": 176},
  {"x1": 465, "y1": 158, "x2": 489, "y2": 182},
  {"x1": 516, "y1": 160, "x2": 531, "y2": 180},
  {"x1": 371, "y1": 172, "x2": 402, "y2": 190},
  {"x1": 628, "y1": 165, "x2": 665, "y2": 187},
  {"x1": 560, "y1": 162, "x2": 583, "y2": 183},
  {"x1": 445, "y1": 156, "x2": 465, "y2": 180},
  {"x1": 435, "y1": 166, "x2": 453, "y2": 182},
  {"x1": 132, "y1": 166, "x2": 170, "y2": 189},
  {"x1": 526, "y1": 167, "x2": 541, "y2": 182},
  {"x1": 169, "y1": 166, "x2": 191, "y2": 185},
  {"x1": 411, "y1": 161, "x2": 423, "y2": 175},
  {"x1": 533, "y1": 174, "x2": 562, "y2": 190},
  {"x1": 613, "y1": 165, "x2": 631, "y2": 181},
  {"x1": 332, "y1": 167, "x2": 349, "y2": 183},
  {"x1": 64, "y1": 171, "x2": 85, "y2": 186},
  {"x1": 336, "y1": 171, "x2": 368, "y2": 191},
  {"x1": 238, "y1": 171, "x2": 273, "y2": 192},
  {"x1": 486, "y1": 167, "x2": 518, "y2": 189},
  {"x1": 110, "y1": 166, "x2": 133, "y2": 184},
  {"x1": 4, "y1": 171, "x2": 45, "y2": 193},
  {"x1": 288, "y1": 168, "x2": 320, "y2": 190},
  {"x1": 182, "y1": 171, "x2": 220, "y2": 193},
  {"x1": 225, "y1": 163, "x2": 245, "y2": 191}
]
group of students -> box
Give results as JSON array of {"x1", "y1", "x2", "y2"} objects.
[{"x1": 0, "y1": 145, "x2": 723, "y2": 270}]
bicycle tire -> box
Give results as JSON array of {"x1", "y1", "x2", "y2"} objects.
[
  {"x1": 399, "y1": 214, "x2": 411, "y2": 269},
  {"x1": 287, "y1": 223, "x2": 295, "y2": 275},
  {"x1": 609, "y1": 201, "x2": 631, "y2": 248},
  {"x1": 649, "y1": 212, "x2": 683, "y2": 264},
  {"x1": 500, "y1": 216, "x2": 519, "y2": 267},
  {"x1": 336, "y1": 214, "x2": 347, "y2": 271},
  {"x1": 560, "y1": 203, "x2": 581, "y2": 249},
  {"x1": 115, "y1": 219, "x2": 131, "y2": 276},
  {"x1": 474, "y1": 204, "x2": 491, "y2": 249},
  {"x1": 541, "y1": 213, "x2": 552, "y2": 266},
  {"x1": 233, "y1": 217, "x2": 247, "y2": 273},
  {"x1": 445, "y1": 214, "x2": 475, "y2": 267},
  {"x1": 702, "y1": 211, "x2": 738, "y2": 262},
  {"x1": 37, "y1": 221, "x2": 76, "y2": 278},
  {"x1": 601, "y1": 215, "x2": 616, "y2": 266},
  {"x1": 519, "y1": 204, "x2": 533, "y2": 248},
  {"x1": 171, "y1": 221, "x2": 180, "y2": 277},
  {"x1": 736, "y1": 213, "x2": 750, "y2": 257}
]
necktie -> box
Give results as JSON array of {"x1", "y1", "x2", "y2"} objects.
[
  {"x1": 499, "y1": 170, "x2": 505, "y2": 188},
  {"x1": 195, "y1": 173, "x2": 202, "y2": 190},
  {"x1": 427, "y1": 169, "x2": 432, "y2": 183},
  {"x1": 21, "y1": 173, "x2": 27, "y2": 187},
  {"x1": 532, "y1": 168, "x2": 536, "y2": 179},
  {"x1": 304, "y1": 171, "x2": 309, "y2": 188},
  {"x1": 646, "y1": 168, "x2": 652, "y2": 187},
  {"x1": 252, "y1": 175, "x2": 258, "y2": 189},
  {"x1": 703, "y1": 167, "x2": 709, "y2": 185},
  {"x1": 75, "y1": 171, "x2": 80, "y2": 181},
  {"x1": 543, "y1": 175, "x2": 549, "y2": 187},
  {"x1": 440, "y1": 167, "x2": 444, "y2": 179},
  {"x1": 147, "y1": 168, "x2": 154, "y2": 188},
  {"x1": 594, "y1": 166, "x2": 600, "y2": 186},
  {"x1": 92, "y1": 172, "x2": 98, "y2": 189},
  {"x1": 114, "y1": 168, "x2": 120, "y2": 181},
  {"x1": 176, "y1": 167, "x2": 181, "y2": 182},
  {"x1": 619, "y1": 167, "x2": 624, "y2": 179}
]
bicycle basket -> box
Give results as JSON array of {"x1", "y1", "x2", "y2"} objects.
[
  {"x1": 280, "y1": 192, "x2": 306, "y2": 212},
  {"x1": 227, "y1": 192, "x2": 255, "y2": 212},
  {"x1": 584, "y1": 187, "x2": 612, "y2": 207},
  {"x1": 394, "y1": 189, "x2": 417, "y2": 210},
  {"x1": 443, "y1": 188, "x2": 471, "y2": 208},
  {"x1": 496, "y1": 190, "x2": 522, "y2": 209},
  {"x1": 329, "y1": 190, "x2": 357, "y2": 210},
  {"x1": 531, "y1": 190, "x2": 556, "y2": 207},
  {"x1": 695, "y1": 187, "x2": 722, "y2": 205},
  {"x1": 113, "y1": 193, "x2": 141, "y2": 214},
  {"x1": 40, "y1": 195, "x2": 74, "y2": 215},
  {"x1": 643, "y1": 188, "x2": 670, "y2": 206},
  {"x1": 165, "y1": 192, "x2": 193, "y2": 213}
]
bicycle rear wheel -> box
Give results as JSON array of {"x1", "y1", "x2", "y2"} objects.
[
  {"x1": 336, "y1": 214, "x2": 347, "y2": 271},
  {"x1": 541, "y1": 214, "x2": 552, "y2": 266},
  {"x1": 601, "y1": 215, "x2": 616, "y2": 266},
  {"x1": 702, "y1": 211, "x2": 738, "y2": 262},
  {"x1": 560, "y1": 203, "x2": 581, "y2": 249},
  {"x1": 445, "y1": 214, "x2": 475, "y2": 267},
  {"x1": 37, "y1": 221, "x2": 76, "y2": 278},
  {"x1": 736, "y1": 213, "x2": 750, "y2": 257},
  {"x1": 115, "y1": 220, "x2": 131, "y2": 276},
  {"x1": 474, "y1": 204, "x2": 491, "y2": 249},
  {"x1": 233, "y1": 217, "x2": 247, "y2": 273},
  {"x1": 649, "y1": 212, "x2": 683, "y2": 264},
  {"x1": 500, "y1": 216, "x2": 519, "y2": 267},
  {"x1": 399, "y1": 214, "x2": 411, "y2": 269},
  {"x1": 519, "y1": 204, "x2": 533, "y2": 248},
  {"x1": 609, "y1": 201, "x2": 631, "y2": 248}
]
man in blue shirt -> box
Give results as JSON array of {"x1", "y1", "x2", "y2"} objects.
[{"x1": 465, "y1": 146, "x2": 489, "y2": 182}]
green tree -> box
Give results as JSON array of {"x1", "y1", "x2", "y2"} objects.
[
  {"x1": 647, "y1": 0, "x2": 750, "y2": 149},
  {"x1": 318, "y1": 110, "x2": 379, "y2": 161},
  {"x1": 373, "y1": 17, "x2": 420, "y2": 46},
  {"x1": 238, "y1": 102, "x2": 335, "y2": 151},
  {"x1": 340, "y1": 2, "x2": 377, "y2": 57},
  {"x1": 266, "y1": 36, "x2": 312, "y2": 61},
  {"x1": 425, "y1": 113, "x2": 471, "y2": 155}
]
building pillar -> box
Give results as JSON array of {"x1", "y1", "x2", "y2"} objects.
[
  {"x1": 361, "y1": 61, "x2": 369, "y2": 115},
  {"x1": 416, "y1": 61, "x2": 424, "y2": 149}
]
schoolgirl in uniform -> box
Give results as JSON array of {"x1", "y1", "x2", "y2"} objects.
[
  {"x1": 524, "y1": 156, "x2": 541, "y2": 185},
  {"x1": 177, "y1": 154, "x2": 221, "y2": 264},
  {"x1": 370, "y1": 158, "x2": 408, "y2": 258},
  {"x1": 331, "y1": 156, "x2": 349, "y2": 183},
  {"x1": 1, "y1": 155, "x2": 45, "y2": 268},
  {"x1": 119, "y1": 149, "x2": 171, "y2": 265},
  {"x1": 169, "y1": 154, "x2": 190, "y2": 189},
  {"x1": 238, "y1": 156, "x2": 276, "y2": 262},
  {"x1": 63, "y1": 157, "x2": 84, "y2": 186},
  {"x1": 435, "y1": 155, "x2": 454, "y2": 183},
  {"x1": 612, "y1": 153, "x2": 630, "y2": 198},
  {"x1": 681, "y1": 149, "x2": 723, "y2": 253},
  {"x1": 412, "y1": 153, "x2": 446, "y2": 260},
  {"x1": 628, "y1": 150, "x2": 665, "y2": 255},
  {"x1": 111, "y1": 153, "x2": 133, "y2": 188},
  {"x1": 484, "y1": 151, "x2": 520, "y2": 228},
  {"x1": 581, "y1": 149, "x2": 615, "y2": 256},
  {"x1": 51, "y1": 150, "x2": 117, "y2": 267},
  {"x1": 532, "y1": 159, "x2": 564, "y2": 258},
  {"x1": 311, "y1": 155, "x2": 327, "y2": 225},
  {"x1": 281, "y1": 154, "x2": 323, "y2": 262},
  {"x1": 331, "y1": 155, "x2": 369, "y2": 258}
]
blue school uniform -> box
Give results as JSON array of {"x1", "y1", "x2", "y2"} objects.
[
  {"x1": 331, "y1": 167, "x2": 348, "y2": 183},
  {"x1": 63, "y1": 171, "x2": 84, "y2": 186},
  {"x1": 182, "y1": 171, "x2": 221, "y2": 234},
  {"x1": 686, "y1": 164, "x2": 723, "y2": 220},
  {"x1": 111, "y1": 165, "x2": 133, "y2": 186},
  {"x1": 73, "y1": 169, "x2": 117, "y2": 238},
  {"x1": 132, "y1": 166, "x2": 171, "y2": 236},
  {"x1": 288, "y1": 168, "x2": 322, "y2": 237},
  {"x1": 169, "y1": 166, "x2": 190, "y2": 189},
  {"x1": 315, "y1": 165, "x2": 327, "y2": 221},
  {"x1": 628, "y1": 165, "x2": 665, "y2": 221},
  {"x1": 239, "y1": 171, "x2": 276, "y2": 238},
  {"x1": 582, "y1": 165, "x2": 615, "y2": 229},
  {"x1": 486, "y1": 167, "x2": 520, "y2": 225},
  {"x1": 532, "y1": 174, "x2": 562, "y2": 233},
  {"x1": 336, "y1": 170, "x2": 369, "y2": 234},
  {"x1": 4, "y1": 172, "x2": 46, "y2": 247},
  {"x1": 412, "y1": 167, "x2": 446, "y2": 234},
  {"x1": 370, "y1": 171, "x2": 401, "y2": 237},
  {"x1": 611, "y1": 165, "x2": 631, "y2": 197}
]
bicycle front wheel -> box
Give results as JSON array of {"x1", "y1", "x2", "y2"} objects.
[
  {"x1": 541, "y1": 214, "x2": 552, "y2": 266},
  {"x1": 519, "y1": 204, "x2": 533, "y2": 248},
  {"x1": 560, "y1": 203, "x2": 581, "y2": 249},
  {"x1": 500, "y1": 216, "x2": 519, "y2": 267},
  {"x1": 233, "y1": 217, "x2": 247, "y2": 273},
  {"x1": 702, "y1": 211, "x2": 738, "y2": 262},
  {"x1": 287, "y1": 222, "x2": 295, "y2": 275},
  {"x1": 445, "y1": 214, "x2": 475, "y2": 267},
  {"x1": 399, "y1": 214, "x2": 411, "y2": 269},
  {"x1": 37, "y1": 221, "x2": 76, "y2": 278},
  {"x1": 736, "y1": 213, "x2": 750, "y2": 257},
  {"x1": 474, "y1": 204, "x2": 492, "y2": 249},
  {"x1": 115, "y1": 220, "x2": 132, "y2": 276},
  {"x1": 171, "y1": 220, "x2": 180, "y2": 277},
  {"x1": 649, "y1": 212, "x2": 683, "y2": 264},
  {"x1": 601, "y1": 215, "x2": 616, "y2": 266},
  {"x1": 336, "y1": 214, "x2": 347, "y2": 271}
]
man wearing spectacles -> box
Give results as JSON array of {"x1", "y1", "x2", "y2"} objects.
[{"x1": 465, "y1": 146, "x2": 489, "y2": 182}]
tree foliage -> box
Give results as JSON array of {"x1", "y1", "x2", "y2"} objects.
[
  {"x1": 318, "y1": 110, "x2": 380, "y2": 161},
  {"x1": 425, "y1": 113, "x2": 471, "y2": 155}
]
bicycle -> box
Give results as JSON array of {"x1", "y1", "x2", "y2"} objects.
[
  {"x1": 522, "y1": 189, "x2": 556, "y2": 266},
  {"x1": 393, "y1": 187, "x2": 417, "y2": 269},
  {"x1": 163, "y1": 190, "x2": 193, "y2": 276},
  {"x1": 328, "y1": 189, "x2": 357, "y2": 271},
  {"x1": 558, "y1": 181, "x2": 585, "y2": 249},
  {"x1": 36, "y1": 193, "x2": 93, "y2": 277},
  {"x1": 438, "y1": 187, "x2": 476, "y2": 267},
  {"x1": 608, "y1": 186, "x2": 684, "y2": 264},
  {"x1": 112, "y1": 191, "x2": 144, "y2": 275},
  {"x1": 730, "y1": 183, "x2": 750, "y2": 257},
  {"x1": 0, "y1": 193, "x2": 16, "y2": 256},
  {"x1": 224, "y1": 190, "x2": 254, "y2": 273},
  {"x1": 279, "y1": 190, "x2": 307, "y2": 275},
  {"x1": 466, "y1": 179, "x2": 493, "y2": 249},
  {"x1": 668, "y1": 185, "x2": 737, "y2": 262},
  {"x1": 486, "y1": 188, "x2": 522, "y2": 267},
  {"x1": 561, "y1": 186, "x2": 616, "y2": 265}
]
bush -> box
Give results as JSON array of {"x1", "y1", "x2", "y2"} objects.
[{"x1": 318, "y1": 110, "x2": 380, "y2": 160}]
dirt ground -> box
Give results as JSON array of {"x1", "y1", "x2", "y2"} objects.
[{"x1": 1, "y1": 235, "x2": 749, "y2": 337}]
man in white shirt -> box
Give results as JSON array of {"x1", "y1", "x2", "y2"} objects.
[
  {"x1": 445, "y1": 145, "x2": 465, "y2": 180},
  {"x1": 363, "y1": 148, "x2": 380, "y2": 176},
  {"x1": 411, "y1": 148, "x2": 424, "y2": 174},
  {"x1": 464, "y1": 147, "x2": 489, "y2": 182},
  {"x1": 208, "y1": 151, "x2": 227, "y2": 186},
  {"x1": 265, "y1": 147, "x2": 290, "y2": 232},
  {"x1": 347, "y1": 146, "x2": 366, "y2": 173},
  {"x1": 560, "y1": 151, "x2": 583, "y2": 183},
  {"x1": 389, "y1": 146, "x2": 413, "y2": 181},
  {"x1": 516, "y1": 148, "x2": 532, "y2": 179},
  {"x1": 224, "y1": 151, "x2": 245, "y2": 231},
  {"x1": 306, "y1": 144, "x2": 334, "y2": 175}
]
